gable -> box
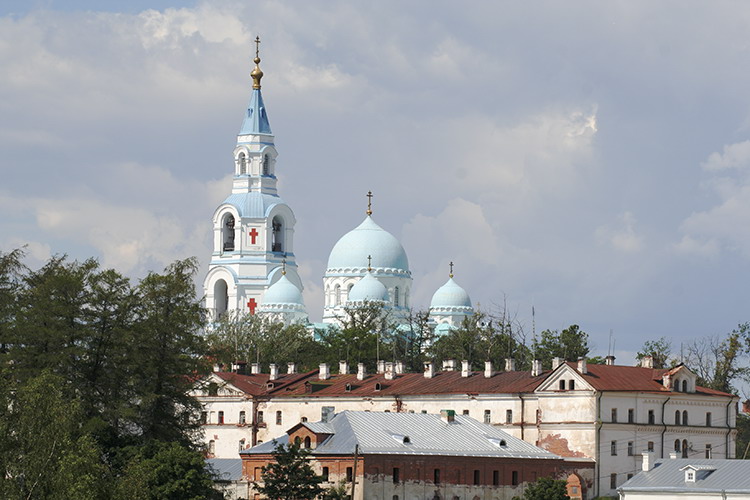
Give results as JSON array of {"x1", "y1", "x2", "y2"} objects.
[{"x1": 535, "y1": 364, "x2": 593, "y2": 393}]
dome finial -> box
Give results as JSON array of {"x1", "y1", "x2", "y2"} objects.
[
  {"x1": 449, "y1": 261, "x2": 454, "y2": 278},
  {"x1": 367, "y1": 254, "x2": 372, "y2": 272},
  {"x1": 281, "y1": 258, "x2": 287, "y2": 276},
  {"x1": 251, "y1": 36, "x2": 264, "y2": 89},
  {"x1": 366, "y1": 190, "x2": 373, "y2": 216}
]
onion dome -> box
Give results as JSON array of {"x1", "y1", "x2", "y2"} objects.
[
  {"x1": 260, "y1": 274, "x2": 305, "y2": 311},
  {"x1": 347, "y1": 272, "x2": 389, "y2": 303},
  {"x1": 327, "y1": 216, "x2": 409, "y2": 273},
  {"x1": 430, "y1": 277, "x2": 472, "y2": 312}
]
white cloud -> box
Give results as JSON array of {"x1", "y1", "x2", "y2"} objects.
[
  {"x1": 701, "y1": 140, "x2": 750, "y2": 171},
  {"x1": 596, "y1": 211, "x2": 644, "y2": 253}
]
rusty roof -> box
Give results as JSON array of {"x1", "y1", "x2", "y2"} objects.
[{"x1": 213, "y1": 371, "x2": 313, "y2": 396}]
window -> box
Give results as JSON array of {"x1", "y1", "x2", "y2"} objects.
[
  {"x1": 303, "y1": 436, "x2": 311, "y2": 449},
  {"x1": 675, "y1": 439, "x2": 681, "y2": 452},
  {"x1": 648, "y1": 409, "x2": 655, "y2": 425},
  {"x1": 257, "y1": 411, "x2": 264, "y2": 424},
  {"x1": 628, "y1": 408, "x2": 634, "y2": 423},
  {"x1": 627, "y1": 473, "x2": 633, "y2": 480},
  {"x1": 683, "y1": 410, "x2": 688, "y2": 426},
  {"x1": 706, "y1": 412, "x2": 712, "y2": 427},
  {"x1": 610, "y1": 473, "x2": 617, "y2": 490},
  {"x1": 271, "y1": 216, "x2": 284, "y2": 252},
  {"x1": 335, "y1": 285, "x2": 341, "y2": 306},
  {"x1": 462, "y1": 409, "x2": 469, "y2": 416},
  {"x1": 254, "y1": 467, "x2": 261, "y2": 480},
  {"x1": 394, "y1": 287, "x2": 400, "y2": 306},
  {"x1": 511, "y1": 471, "x2": 519, "y2": 486},
  {"x1": 611, "y1": 408, "x2": 618, "y2": 423},
  {"x1": 569, "y1": 379, "x2": 575, "y2": 390},
  {"x1": 647, "y1": 441, "x2": 654, "y2": 452},
  {"x1": 682, "y1": 380, "x2": 688, "y2": 392},
  {"x1": 473, "y1": 470, "x2": 480, "y2": 485},
  {"x1": 536, "y1": 409, "x2": 542, "y2": 422},
  {"x1": 346, "y1": 467, "x2": 353, "y2": 482},
  {"x1": 322, "y1": 467, "x2": 329, "y2": 481},
  {"x1": 375, "y1": 383, "x2": 382, "y2": 391},
  {"x1": 218, "y1": 411, "x2": 224, "y2": 424},
  {"x1": 238, "y1": 152, "x2": 247, "y2": 174},
  {"x1": 208, "y1": 440, "x2": 215, "y2": 455},
  {"x1": 675, "y1": 410, "x2": 680, "y2": 425},
  {"x1": 675, "y1": 379, "x2": 681, "y2": 392},
  {"x1": 262, "y1": 155, "x2": 269, "y2": 175},
  {"x1": 492, "y1": 470, "x2": 500, "y2": 486},
  {"x1": 506, "y1": 409, "x2": 513, "y2": 424},
  {"x1": 687, "y1": 470, "x2": 695, "y2": 482},
  {"x1": 682, "y1": 439, "x2": 688, "y2": 458},
  {"x1": 611, "y1": 440, "x2": 617, "y2": 456},
  {"x1": 276, "y1": 411, "x2": 282, "y2": 425},
  {"x1": 393, "y1": 496, "x2": 399, "y2": 500},
  {"x1": 627, "y1": 441, "x2": 634, "y2": 456},
  {"x1": 239, "y1": 439, "x2": 245, "y2": 451},
  {"x1": 393, "y1": 467, "x2": 400, "y2": 484},
  {"x1": 559, "y1": 379, "x2": 566, "y2": 390},
  {"x1": 208, "y1": 382, "x2": 219, "y2": 396},
  {"x1": 484, "y1": 409, "x2": 491, "y2": 424},
  {"x1": 434, "y1": 469, "x2": 441, "y2": 484},
  {"x1": 706, "y1": 444, "x2": 712, "y2": 459},
  {"x1": 421, "y1": 410, "x2": 427, "y2": 414},
  {"x1": 239, "y1": 411, "x2": 246, "y2": 424},
  {"x1": 200, "y1": 411, "x2": 208, "y2": 424}
]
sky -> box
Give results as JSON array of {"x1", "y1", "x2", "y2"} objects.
[{"x1": 2, "y1": 0, "x2": 750, "y2": 366}]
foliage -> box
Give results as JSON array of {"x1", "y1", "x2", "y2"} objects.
[
  {"x1": 255, "y1": 441, "x2": 325, "y2": 500},
  {"x1": 684, "y1": 323, "x2": 750, "y2": 393},
  {"x1": 512, "y1": 476, "x2": 569, "y2": 500},
  {"x1": 737, "y1": 413, "x2": 750, "y2": 459},
  {"x1": 321, "y1": 480, "x2": 349, "y2": 500},
  {"x1": 532, "y1": 324, "x2": 590, "y2": 369},
  {"x1": 636, "y1": 337, "x2": 674, "y2": 369}
]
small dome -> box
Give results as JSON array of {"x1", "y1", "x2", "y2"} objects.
[
  {"x1": 347, "y1": 273, "x2": 389, "y2": 303},
  {"x1": 262, "y1": 274, "x2": 304, "y2": 306},
  {"x1": 327, "y1": 216, "x2": 409, "y2": 272},
  {"x1": 430, "y1": 277, "x2": 472, "y2": 310}
]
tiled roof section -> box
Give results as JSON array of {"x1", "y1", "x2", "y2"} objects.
[
  {"x1": 214, "y1": 371, "x2": 313, "y2": 396},
  {"x1": 620, "y1": 459, "x2": 750, "y2": 493},
  {"x1": 267, "y1": 369, "x2": 548, "y2": 397},
  {"x1": 243, "y1": 411, "x2": 561, "y2": 460},
  {"x1": 568, "y1": 363, "x2": 734, "y2": 397}
]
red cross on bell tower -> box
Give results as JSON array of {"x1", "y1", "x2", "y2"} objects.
[
  {"x1": 247, "y1": 297, "x2": 257, "y2": 314},
  {"x1": 249, "y1": 227, "x2": 259, "y2": 245}
]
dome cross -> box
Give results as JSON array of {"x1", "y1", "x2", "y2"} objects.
[
  {"x1": 366, "y1": 190, "x2": 373, "y2": 216},
  {"x1": 367, "y1": 254, "x2": 372, "y2": 272},
  {"x1": 251, "y1": 36, "x2": 264, "y2": 89},
  {"x1": 281, "y1": 258, "x2": 287, "y2": 275},
  {"x1": 449, "y1": 261, "x2": 454, "y2": 278}
]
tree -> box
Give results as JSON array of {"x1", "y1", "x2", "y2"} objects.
[
  {"x1": 512, "y1": 476, "x2": 569, "y2": 500},
  {"x1": 254, "y1": 441, "x2": 324, "y2": 500},
  {"x1": 685, "y1": 324, "x2": 750, "y2": 393},
  {"x1": 636, "y1": 337, "x2": 673, "y2": 369},
  {"x1": 532, "y1": 325, "x2": 590, "y2": 369}
]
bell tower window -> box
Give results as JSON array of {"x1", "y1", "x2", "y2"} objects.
[
  {"x1": 222, "y1": 214, "x2": 235, "y2": 252},
  {"x1": 394, "y1": 287, "x2": 400, "y2": 306},
  {"x1": 214, "y1": 279, "x2": 228, "y2": 318},
  {"x1": 271, "y1": 216, "x2": 284, "y2": 252},
  {"x1": 238, "y1": 152, "x2": 247, "y2": 174},
  {"x1": 335, "y1": 285, "x2": 341, "y2": 306},
  {"x1": 263, "y1": 155, "x2": 270, "y2": 176}
]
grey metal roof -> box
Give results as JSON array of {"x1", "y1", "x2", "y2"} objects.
[
  {"x1": 242, "y1": 411, "x2": 559, "y2": 460},
  {"x1": 620, "y1": 459, "x2": 750, "y2": 494},
  {"x1": 302, "y1": 421, "x2": 335, "y2": 434},
  {"x1": 206, "y1": 458, "x2": 244, "y2": 482}
]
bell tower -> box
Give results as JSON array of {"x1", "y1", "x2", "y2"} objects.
[{"x1": 204, "y1": 38, "x2": 305, "y2": 321}]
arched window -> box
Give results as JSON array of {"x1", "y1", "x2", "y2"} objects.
[
  {"x1": 208, "y1": 440, "x2": 215, "y2": 455},
  {"x1": 675, "y1": 410, "x2": 681, "y2": 425},
  {"x1": 682, "y1": 380, "x2": 688, "y2": 393},
  {"x1": 682, "y1": 410, "x2": 688, "y2": 426},
  {"x1": 238, "y1": 152, "x2": 247, "y2": 174},
  {"x1": 214, "y1": 279, "x2": 228, "y2": 319},
  {"x1": 394, "y1": 287, "x2": 400, "y2": 306},
  {"x1": 222, "y1": 214, "x2": 235, "y2": 252},
  {"x1": 271, "y1": 216, "x2": 284, "y2": 253},
  {"x1": 674, "y1": 379, "x2": 681, "y2": 392},
  {"x1": 706, "y1": 412, "x2": 712, "y2": 427},
  {"x1": 262, "y1": 155, "x2": 270, "y2": 176},
  {"x1": 335, "y1": 285, "x2": 341, "y2": 306},
  {"x1": 347, "y1": 283, "x2": 353, "y2": 300},
  {"x1": 303, "y1": 436, "x2": 311, "y2": 449},
  {"x1": 405, "y1": 288, "x2": 409, "y2": 307},
  {"x1": 324, "y1": 286, "x2": 329, "y2": 306},
  {"x1": 294, "y1": 436, "x2": 301, "y2": 445},
  {"x1": 682, "y1": 439, "x2": 688, "y2": 458},
  {"x1": 239, "y1": 438, "x2": 245, "y2": 451},
  {"x1": 674, "y1": 439, "x2": 681, "y2": 452},
  {"x1": 559, "y1": 380, "x2": 566, "y2": 391}
]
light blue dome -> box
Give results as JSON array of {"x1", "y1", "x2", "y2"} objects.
[
  {"x1": 327, "y1": 216, "x2": 409, "y2": 272},
  {"x1": 262, "y1": 274, "x2": 304, "y2": 306},
  {"x1": 347, "y1": 273, "x2": 389, "y2": 303},
  {"x1": 430, "y1": 277, "x2": 472, "y2": 309}
]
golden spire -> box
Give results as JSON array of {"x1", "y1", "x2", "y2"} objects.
[
  {"x1": 367, "y1": 255, "x2": 372, "y2": 272},
  {"x1": 366, "y1": 190, "x2": 373, "y2": 216},
  {"x1": 281, "y1": 258, "x2": 287, "y2": 276},
  {"x1": 449, "y1": 261, "x2": 454, "y2": 278},
  {"x1": 251, "y1": 36, "x2": 264, "y2": 89}
]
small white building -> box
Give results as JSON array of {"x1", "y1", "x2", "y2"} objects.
[{"x1": 618, "y1": 455, "x2": 750, "y2": 499}]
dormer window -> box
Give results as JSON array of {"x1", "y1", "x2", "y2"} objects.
[
  {"x1": 375, "y1": 383, "x2": 382, "y2": 391},
  {"x1": 686, "y1": 470, "x2": 695, "y2": 482},
  {"x1": 345, "y1": 383, "x2": 353, "y2": 392}
]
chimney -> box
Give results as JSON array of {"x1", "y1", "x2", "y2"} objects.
[
  {"x1": 642, "y1": 451, "x2": 655, "y2": 472},
  {"x1": 461, "y1": 360, "x2": 471, "y2": 377},
  {"x1": 424, "y1": 362, "x2": 435, "y2": 379},
  {"x1": 641, "y1": 355, "x2": 654, "y2": 369},
  {"x1": 505, "y1": 358, "x2": 516, "y2": 372},
  {"x1": 213, "y1": 364, "x2": 221, "y2": 373},
  {"x1": 355, "y1": 363, "x2": 366, "y2": 381},
  {"x1": 319, "y1": 363, "x2": 330, "y2": 380},
  {"x1": 443, "y1": 359, "x2": 456, "y2": 371},
  {"x1": 384, "y1": 362, "x2": 395, "y2": 380},
  {"x1": 531, "y1": 359, "x2": 543, "y2": 377},
  {"x1": 552, "y1": 357, "x2": 562, "y2": 369},
  {"x1": 377, "y1": 360, "x2": 386, "y2": 374},
  {"x1": 339, "y1": 360, "x2": 349, "y2": 375},
  {"x1": 269, "y1": 363, "x2": 278, "y2": 381},
  {"x1": 484, "y1": 361, "x2": 493, "y2": 378},
  {"x1": 251, "y1": 363, "x2": 260, "y2": 374},
  {"x1": 440, "y1": 409, "x2": 456, "y2": 423},
  {"x1": 287, "y1": 362, "x2": 297, "y2": 375},
  {"x1": 577, "y1": 357, "x2": 587, "y2": 374},
  {"x1": 395, "y1": 361, "x2": 405, "y2": 375},
  {"x1": 605, "y1": 355, "x2": 616, "y2": 366}
]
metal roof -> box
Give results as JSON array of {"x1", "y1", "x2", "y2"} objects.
[
  {"x1": 206, "y1": 458, "x2": 244, "y2": 482},
  {"x1": 242, "y1": 411, "x2": 560, "y2": 460},
  {"x1": 620, "y1": 459, "x2": 750, "y2": 494}
]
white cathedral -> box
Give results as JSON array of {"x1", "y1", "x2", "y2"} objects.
[{"x1": 203, "y1": 42, "x2": 475, "y2": 333}]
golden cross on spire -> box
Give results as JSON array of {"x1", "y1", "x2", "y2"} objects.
[
  {"x1": 367, "y1": 254, "x2": 372, "y2": 272},
  {"x1": 281, "y1": 258, "x2": 287, "y2": 275},
  {"x1": 366, "y1": 190, "x2": 373, "y2": 216},
  {"x1": 449, "y1": 261, "x2": 454, "y2": 278},
  {"x1": 251, "y1": 36, "x2": 264, "y2": 89}
]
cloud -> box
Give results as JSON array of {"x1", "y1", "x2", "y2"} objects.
[
  {"x1": 701, "y1": 140, "x2": 750, "y2": 172},
  {"x1": 596, "y1": 212, "x2": 644, "y2": 253}
]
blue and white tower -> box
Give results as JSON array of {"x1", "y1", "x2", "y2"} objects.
[
  {"x1": 204, "y1": 38, "x2": 305, "y2": 321},
  {"x1": 429, "y1": 262, "x2": 474, "y2": 334}
]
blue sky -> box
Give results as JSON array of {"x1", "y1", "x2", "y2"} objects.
[{"x1": 2, "y1": 0, "x2": 750, "y2": 371}]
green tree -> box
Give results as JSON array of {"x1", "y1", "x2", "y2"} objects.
[
  {"x1": 636, "y1": 337, "x2": 673, "y2": 369},
  {"x1": 532, "y1": 325, "x2": 590, "y2": 369},
  {"x1": 685, "y1": 324, "x2": 750, "y2": 393},
  {"x1": 512, "y1": 476, "x2": 569, "y2": 500},
  {"x1": 255, "y1": 441, "x2": 325, "y2": 500},
  {"x1": 736, "y1": 413, "x2": 750, "y2": 459}
]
